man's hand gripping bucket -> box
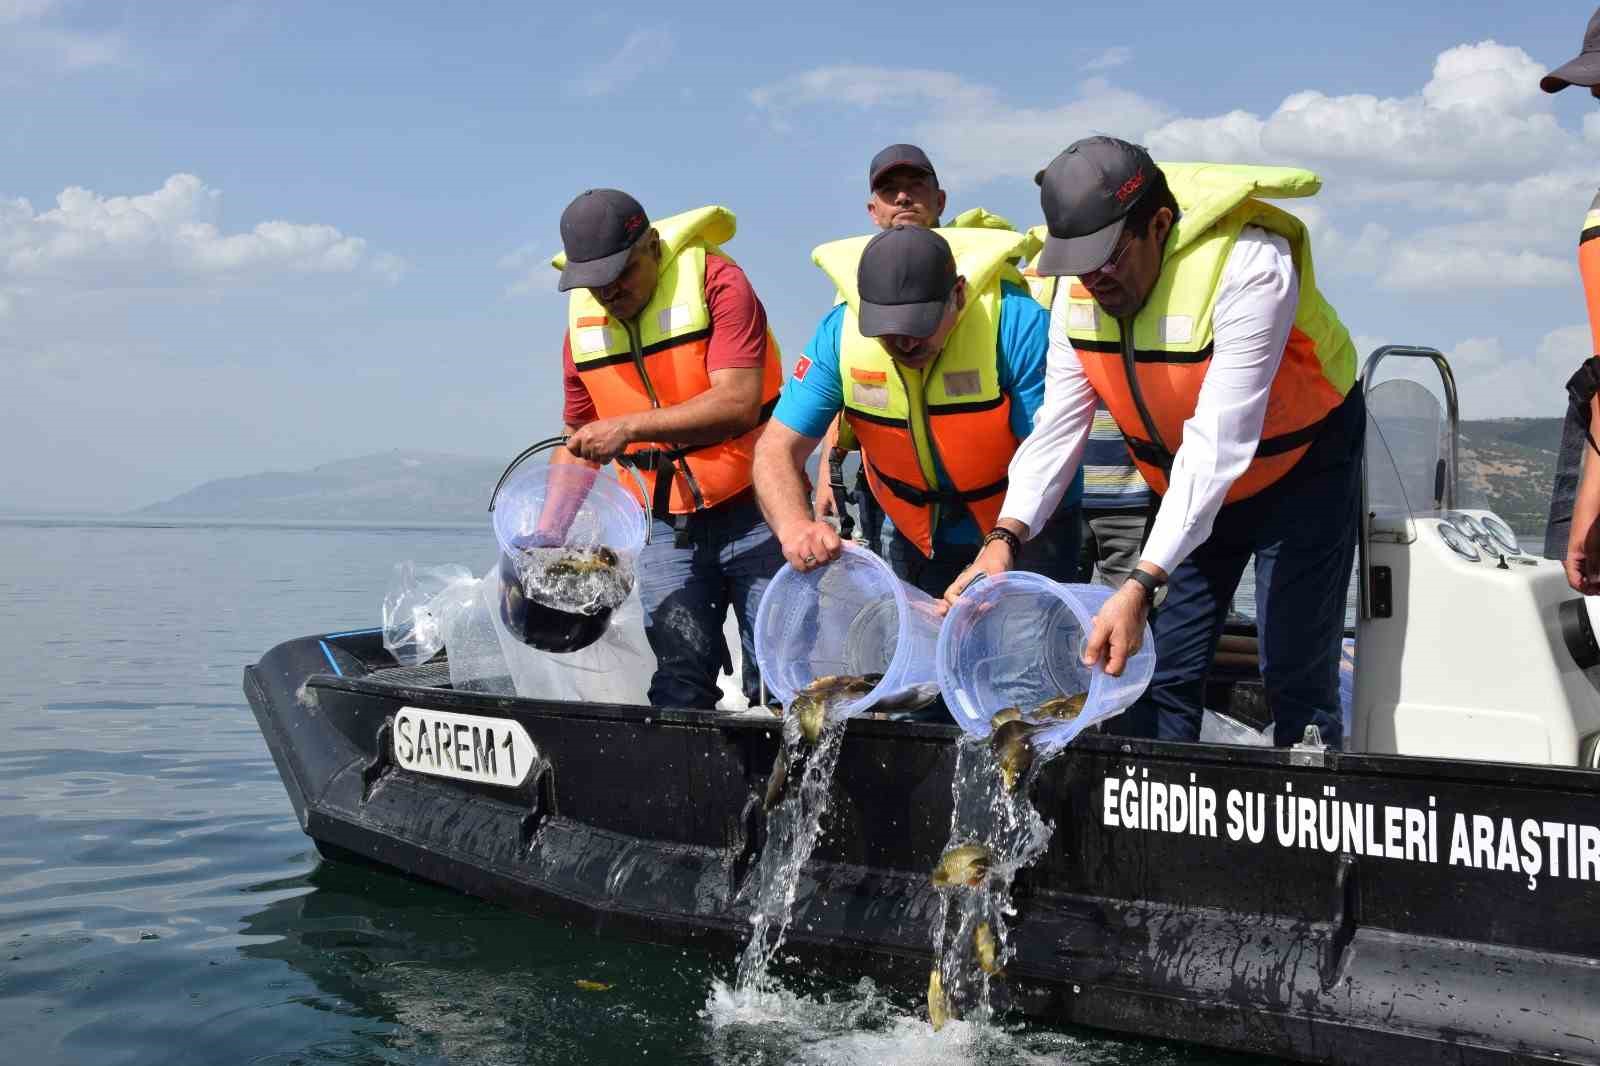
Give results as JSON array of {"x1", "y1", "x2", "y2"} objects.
[{"x1": 937, "y1": 572, "x2": 1156, "y2": 753}]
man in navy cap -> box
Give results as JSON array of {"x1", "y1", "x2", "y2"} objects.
[
  {"x1": 551, "y1": 189, "x2": 786, "y2": 710},
  {"x1": 754, "y1": 222, "x2": 1078, "y2": 597},
  {"x1": 947, "y1": 137, "x2": 1364, "y2": 749}
]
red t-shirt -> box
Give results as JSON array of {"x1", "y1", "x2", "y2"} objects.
[{"x1": 561, "y1": 253, "x2": 770, "y2": 425}]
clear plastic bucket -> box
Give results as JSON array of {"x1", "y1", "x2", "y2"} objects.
[
  {"x1": 937, "y1": 572, "x2": 1155, "y2": 751},
  {"x1": 753, "y1": 542, "x2": 943, "y2": 718},
  {"x1": 491, "y1": 462, "x2": 648, "y2": 561},
  {"x1": 489, "y1": 461, "x2": 649, "y2": 653}
]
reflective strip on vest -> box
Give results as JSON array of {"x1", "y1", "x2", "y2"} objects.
[
  {"x1": 812, "y1": 226, "x2": 1025, "y2": 556},
  {"x1": 562, "y1": 206, "x2": 783, "y2": 514},
  {"x1": 1062, "y1": 163, "x2": 1356, "y2": 503}
]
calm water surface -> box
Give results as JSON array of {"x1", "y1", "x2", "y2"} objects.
[{"x1": 0, "y1": 518, "x2": 1271, "y2": 1065}]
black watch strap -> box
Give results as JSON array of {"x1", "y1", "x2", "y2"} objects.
[{"x1": 1125, "y1": 569, "x2": 1162, "y2": 601}]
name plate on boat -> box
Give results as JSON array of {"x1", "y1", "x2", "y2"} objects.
[{"x1": 392, "y1": 707, "x2": 537, "y2": 788}]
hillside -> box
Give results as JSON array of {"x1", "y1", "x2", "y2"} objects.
[
  {"x1": 138, "y1": 423, "x2": 1565, "y2": 532},
  {"x1": 138, "y1": 451, "x2": 503, "y2": 523},
  {"x1": 1457, "y1": 417, "x2": 1561, "y2": 533}
]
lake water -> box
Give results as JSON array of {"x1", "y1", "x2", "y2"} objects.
[{"x1": 0, "y1": 517, "x2": 1272, "y2": 1065}]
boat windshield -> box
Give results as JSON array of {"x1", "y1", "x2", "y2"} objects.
[{"x1": 1365, "y1": 377, "x2": 1449, "y2": 535}]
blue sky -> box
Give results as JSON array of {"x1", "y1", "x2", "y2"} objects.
[{"x1": 3, "y1": 1, "x2": 1598, "y2": 510}]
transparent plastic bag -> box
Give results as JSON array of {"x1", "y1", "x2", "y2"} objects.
[
  {"x1": 1199, "y1": 709, "x2": 1274, "y2": 747},
  {"x1": 382, "y1": 562, "x2": 477, "y2": 666},
  {"x1": 489, "y1": 564, "x2": 653, "y2": 705}
]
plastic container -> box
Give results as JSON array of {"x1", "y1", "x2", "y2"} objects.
[
  {"x1": 753, "y1": 542, "x2": 943, "y2": 718},
  {"x1": 489, "y1": 460, "x2": 649, "y2": 653},
  {"x1": 937, "y1": 572, "x2": 1155, "y2": 751}
]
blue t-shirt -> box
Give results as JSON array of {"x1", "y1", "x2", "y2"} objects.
[{"x1": 774, "y1": 282, "x2": 1084, "y2": 546}]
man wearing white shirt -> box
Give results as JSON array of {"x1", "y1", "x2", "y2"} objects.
[{"x1": 945, "y1": 137, "x2": 1363, "y2": 748}]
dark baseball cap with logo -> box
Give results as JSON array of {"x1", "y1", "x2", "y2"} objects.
[
  {"x1": 856, "y1": 225, "x2": 957, "y2": 338},
  {"x1": 1034, "y1": 136, "x2": 1157, "y2": 277},
  {"x1": 869, "y1": 143, "x2": 937, "y2": 190},
  {"x1": 557, "y1": 188, "x2": 650, "y2": 292},
  {"x1": 1541, "y1": 7, "x2": 1600, "y2": 92}
]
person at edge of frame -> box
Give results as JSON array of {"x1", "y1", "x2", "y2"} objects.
[
  {"x1": 551, "y1": 188, "x2": 786, "y2": 710},
  {"x1": 752, "y1": 224, "x2": 1080, "y2": 621},
  {"x1": 1540, "y1": 8, "x2": 1600, "y2": 595},
  {"x1": 945, "y1": 137, "x2": 1364, "y2": 750},
  {"x1": 811, "y1": 143, "x2": 1084, "y2": 571}
]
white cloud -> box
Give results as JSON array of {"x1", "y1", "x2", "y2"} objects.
[
  {"x1": 749, "y1": 66, "x2": 1171, "y2": 188},
  {"x1": 1084, "y1": 46, "x2": 1130, "y2": 72},
  {"x1": 0, "y1": 174, "x2": 405, "y2": 286},
  {"x1": 572, "y1": 28, "x2": 674, "y2": 97},
  {"x1": 1443, "y1": 325, "x2": 1589, "y2": 419},
  {"x1": 0, "y1": 0, "x2": 126, "y2": 74}
]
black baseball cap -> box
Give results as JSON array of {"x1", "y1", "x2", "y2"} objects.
[
  {"x1": 1542, "y1": 7, "x2": 1600, "y2": 92},
  {"x1": 557, "y1": 189, "x2": 650, "y2": 292},
  {"x1": 856, "y1": 225, "x2": 957, "y2": 338},
  {"x1": 869, "y1": 143, "x2": 937, "y2": 190},
  {"x1": 1034, "y1": 136, "x2": 1157, "y2": 277}
]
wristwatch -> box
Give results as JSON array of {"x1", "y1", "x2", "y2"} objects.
[{"x1": 1125, "y1": 569, "x2": 1163, "y2": 604}]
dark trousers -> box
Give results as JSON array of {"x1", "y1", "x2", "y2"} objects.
[
  {"x1": 1112, "y1": 387, "x2": 1365, "y2": 748},
  {"x1": 887, "y1": 503, "x2": 1084, "y2": 599},
  {"x1": 635, "y1": 493, "x2": 785, "y2": 709}
]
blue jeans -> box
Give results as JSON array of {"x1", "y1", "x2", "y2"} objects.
[
  {"x1": 886, "y1": 503, "x2": 1084, "y2": 599},
  {"x1": 636, "y1": 492, "x2": 785, "y2": 710},
  {"x1": 1113, "y1": 387, "x2": 1365, "y2": 748}
]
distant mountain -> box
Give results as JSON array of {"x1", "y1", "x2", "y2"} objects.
[
  {"x1": 137, "y1": 421, "x2": 1567, "y2": 532},
  {"x1": 138, "y1": 451, "x2": 504, "y2": 523},
  {"x1": 1457, "y1": 417, "x2": 1561, "y2": 534}
]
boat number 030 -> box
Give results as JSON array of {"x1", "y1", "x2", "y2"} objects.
[{"x1": 392, "y1": 707, "x2": 538, "y2": 788}]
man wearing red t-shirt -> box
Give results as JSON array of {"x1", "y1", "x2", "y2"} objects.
[{"x1": 553, "y1": 189, "x2": 785, "y2": 709}]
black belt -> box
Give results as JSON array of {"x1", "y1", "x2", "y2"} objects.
[
  {"x1": 1124, "y1": 412, "x2": 1336, "y2": 474},
  {"x1": 868, "y1": 462, "x2": 1007, "y2": 509}
]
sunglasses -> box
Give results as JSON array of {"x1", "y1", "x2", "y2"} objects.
[{"x1": 1083, "y1": 232, "x2": 1138, "y2": 279}]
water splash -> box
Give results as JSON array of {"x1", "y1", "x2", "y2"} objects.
[
  {"x1": 509, "y1": 546, "x2": 634, "y2": 615},
  {"x1": 733, "y1": 705, "x2": 849, "y2": 991},
  {"x1": 928, "y1": 734, "x2": 1053, "y2": 1027}
]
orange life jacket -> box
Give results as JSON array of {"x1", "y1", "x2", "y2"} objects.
[
  {"x1": 812, "y1": 227, "x2": 1028, "y2": 556},
  {"x1": 1060, "y1": 164, "x2": 1356, "y2": 502},
  {"x1": 559, "y1": 207, "x2": 783, "y2": 514}
]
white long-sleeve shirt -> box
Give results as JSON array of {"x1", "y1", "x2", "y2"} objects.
[{"x1": 1000, "y1": 226, "x2": 1299, "y2": 574}]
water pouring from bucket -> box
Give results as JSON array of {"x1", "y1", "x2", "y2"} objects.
[{"x1": 488, "y1": 438, "x2": 649, "y2": 654}]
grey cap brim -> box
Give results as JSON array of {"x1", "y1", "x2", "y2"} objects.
[
  {"x1": 1033, "y1": 215, "x2": 1126, "y2": 277},
  {"x1": 1542, "y1": 53, "x2": 1600, "y2": 92},
  {"x1": 858, "y1": 297, "x2": 947, "y2": 339},
  {"x1": 557, "y1": 243, "x2": 634, "y2": 292}
]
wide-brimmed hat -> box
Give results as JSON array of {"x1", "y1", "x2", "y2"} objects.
[{"x1": 1542, "y1": 8, "x2": 1600, "y2": 93}]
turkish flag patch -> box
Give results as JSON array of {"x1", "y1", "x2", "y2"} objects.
[{"x1": 793, "y1": 355, "x2": 812, "y2": 381}]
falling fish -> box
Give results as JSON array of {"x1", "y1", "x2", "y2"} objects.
[
  {"x1": 574, "y1": 979, "x2": 612, "y2": 991},
  {"x1": 931, "y1": 843, "x2": 992, "y2": 889},
  {"x1": 974, "y1": 922, "x2": 999, "y2": 974},
  {"x1": 788, "y1": 674, "x2": 877, "y2": 746},
  {"x1": 991, "y1": 719, "x2": 1035, "y2": 793},
  {"x1": 927, "y1": 967, "x2": 949, "y2": 1031},
  {"x1": 990, "y1": 706, "x2": 1023, "y2": 728}
]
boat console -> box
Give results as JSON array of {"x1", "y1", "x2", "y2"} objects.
[{"x1": 1351, "y1": 346, "x2": 1600, "y2": 767}]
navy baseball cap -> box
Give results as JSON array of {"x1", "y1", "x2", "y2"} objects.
[
  {"x1": 1542, "y1": 7, "x2": 1600, "y2": 92},
  {"x1": 856, "y1": 225, "x2": 957, "y2": 338},
  {"x1": 869, "y1": 144, "x2": 937, "y2": 190},
  {"x1": 1034, "y1": 137, "x2": 1157, "y2": 277},
  {"x1": 557, "y1": 189, "x2": 650, "y2": 292}
]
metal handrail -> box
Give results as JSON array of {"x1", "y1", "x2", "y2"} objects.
[{"x1": 1358, "y1": 345, "x2": 1460, "y2": 620}]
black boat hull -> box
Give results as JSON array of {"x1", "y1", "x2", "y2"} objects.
[{"x1": 245, "y1": 629, "x2": 1600, "y2": 1064}]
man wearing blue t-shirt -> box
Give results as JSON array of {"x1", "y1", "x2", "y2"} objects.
[{"x1": 753, "y1": 225, "x2": 1084, "y2": 597}]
